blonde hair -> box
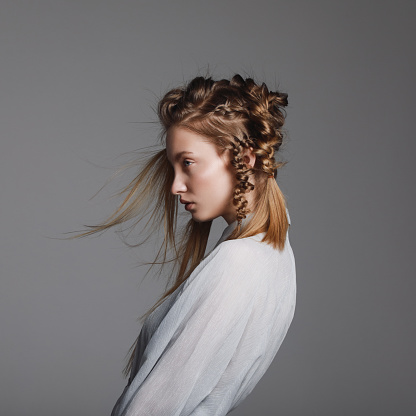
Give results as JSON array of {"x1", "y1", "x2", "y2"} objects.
[{"x1": 71, "y1": 74, "x2": 289, "y2": 377}]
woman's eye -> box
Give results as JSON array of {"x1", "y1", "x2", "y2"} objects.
[{"x1": 183, "y1": 160, "x2": 193, "y2": 167}]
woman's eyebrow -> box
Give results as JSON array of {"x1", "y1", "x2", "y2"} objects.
[{"x1": 173, "y1": 151, "x2": 194, "y2": 162}]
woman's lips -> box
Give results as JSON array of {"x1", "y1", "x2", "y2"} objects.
[
  {"x1": 180, "y1": 199, "x2": 194, "y2": 211},
  {"x1": 184, "y1": 203, "x2": 195, "y2": 211}
]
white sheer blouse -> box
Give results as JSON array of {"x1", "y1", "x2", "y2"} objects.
[{"x1": 111, "y1": 213, "x2": 296, "y2": 416}]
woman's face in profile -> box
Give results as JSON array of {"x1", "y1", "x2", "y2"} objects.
[{"x1": 166, "y1": 126, "x2": 237, "y2": 224}]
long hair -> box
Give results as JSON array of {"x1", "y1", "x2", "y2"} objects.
[{"x1": 70, "y1": 74, "x2": 289, "y2": 377}]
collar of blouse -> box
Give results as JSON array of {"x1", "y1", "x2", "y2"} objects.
[
  {"x1": 214, "y1": 213, "x2": 255, "y2": 250},
  {"x1": 213, "y1": 208, "x2": 291, "y2": 251}
]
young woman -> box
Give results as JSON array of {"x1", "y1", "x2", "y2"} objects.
[{"x1": 76, "y1": 74, "x2": 296, "y2": 415}]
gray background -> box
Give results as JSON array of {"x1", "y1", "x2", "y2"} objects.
[{"x1": 1, "y1": 1, "x2": 415, "y2": 415}]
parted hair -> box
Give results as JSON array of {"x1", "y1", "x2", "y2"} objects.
[{"x1": 71, "y1": 74, "x2": 290, "y2": 377}]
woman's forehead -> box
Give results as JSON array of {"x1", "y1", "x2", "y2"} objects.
[{"x1": 166, "y1": 127, "x2": 217, "y2": 159}]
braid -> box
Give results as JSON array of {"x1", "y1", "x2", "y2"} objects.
[
  {"x1": 240, "y1": 77, "x2": 288, "y2": 179},
  {"x1": 229, "y1": 137, "x2": 255, "y2": 223}
]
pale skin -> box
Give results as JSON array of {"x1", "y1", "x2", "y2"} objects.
[{"x1": 166, "y1": 126, "x2": 256, "y2": 225}]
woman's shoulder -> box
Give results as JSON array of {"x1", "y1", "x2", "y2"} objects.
[
  {"x1": 208, "y1": 233, "x2": 295, "y2": 283},
  {"x1": 220, "y1": 234, "x2": 268, "y2": 254},
  {"x1": 217, "y1": 233, "x2": 289, "y2": 261},
  {"x1": 204, "y1": 234, "x2": 285, "y2": 277},
  {"x1": 175, "y1": 233, "x2": 296, "y2": 313}
]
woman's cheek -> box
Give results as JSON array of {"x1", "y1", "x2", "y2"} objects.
[{"x1": 193, "y1": 168, "x2": 212, "y2": 188}]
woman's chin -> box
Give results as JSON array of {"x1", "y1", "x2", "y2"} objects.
[
  {"x1": 190, "y1": 212, "x2": 215, "y2": 223},
  {"x1": 190, "y1": 215, "x2": 204, "y2": 223}
]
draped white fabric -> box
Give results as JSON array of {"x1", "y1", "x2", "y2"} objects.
[{"x1": 111, "y1": 214, "x2": 296, "y2": 416}]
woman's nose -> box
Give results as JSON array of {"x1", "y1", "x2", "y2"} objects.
[{"x1": 171, "y1": 173, "x2": 187, "y2": 195}]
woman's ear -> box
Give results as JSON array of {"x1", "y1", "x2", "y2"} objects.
[{"x1": 243, "y1": 146, "x2": 256, "y2": 169}]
